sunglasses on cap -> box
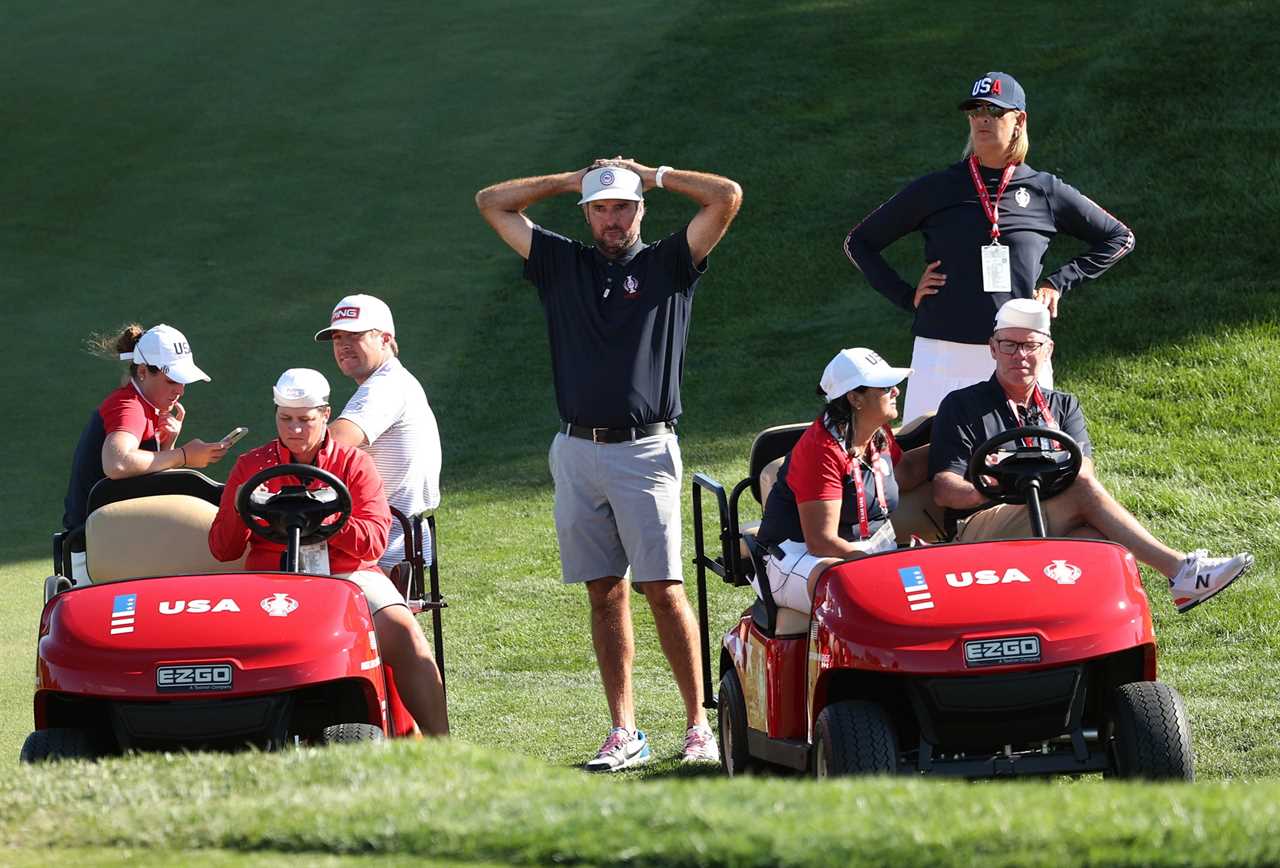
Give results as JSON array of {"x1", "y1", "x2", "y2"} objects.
[{"x1": 966, "y1": 105, "x2": 1016, "y2": 119}]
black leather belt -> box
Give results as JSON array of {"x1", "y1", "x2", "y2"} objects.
[{"x1": 561, "y1": 421, "x2": 675, "y2": 443}]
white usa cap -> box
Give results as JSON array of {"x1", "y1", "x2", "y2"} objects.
[
  {"x1": 314, "y1": 293, "x2": 396, "y2": 341},
  {"x1": 273, "y1": 368, "x2": 330, "y2": 408},
  {"x1": 119, "y1": 324, "x2": 210, "y2": 384},
  {"x1": 994, "y1": 298, "x2": 1051, "y2": 336},
  {"x1": 578, "y1": 166, "x2": 644, "y2": 205},
  {"x1": 820, "y1": 348, "x2": 912, "y2": 401}
]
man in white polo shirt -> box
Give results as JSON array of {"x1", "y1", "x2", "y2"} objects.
[{"x1": 315, "y1": 293, "x2": 443, "y2": 570}]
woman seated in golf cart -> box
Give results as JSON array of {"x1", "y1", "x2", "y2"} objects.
[
  {"x1": 753, "y1": 348, "x2": 929, "y2": 611},
  {"x1": 62, "y1": 323, "x2": 229, "y2": 583},
  {"x1": 208, "y1": 368, "x2": 448, "y2": 736}
]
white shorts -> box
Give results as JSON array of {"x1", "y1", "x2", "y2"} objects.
[
  {"x1": 904, "y1": 336, "x2": 1053, "y2": 421},
  {"x1": 337, "y1": 569, "x2": 407, "y2": 615},
  {"x1": 756, "y1": 539, "x2": 824, "y2": 612},
  {"x1": 548, "y1": 432, "x2": 682, "y2": 584}
]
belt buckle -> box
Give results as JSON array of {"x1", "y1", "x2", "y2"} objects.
[{"x1": 591, "y1": 427, "x2": 609, "y2": 444}]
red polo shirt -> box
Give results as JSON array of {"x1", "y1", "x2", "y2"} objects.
[{"x1": 209, "y1": 434, "x2": 391, "y2": 574}]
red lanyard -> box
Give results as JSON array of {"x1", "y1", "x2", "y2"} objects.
[
  {"x1": 1009, "y1": 386, "x2": 1058, "y2": 446},
  {"x1": 851, "y1": 442, "x2": 888, "y2": 540},
  {"x1": 968, "y1": 155, "x2": 1018, "y2": 241}
]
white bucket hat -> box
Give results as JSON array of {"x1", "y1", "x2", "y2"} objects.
[
  {"x1": 994, "y1": 298, "x2": 1051, "y2": 335},
  {"x1": 273, "y1": 368, "x2": 331, "y2": 408},
  {"x1": 578, "y1": 166, "x2": 644, "y2": 205},
  {"x1": 314, "y1": 293, "x2": 396, "y2": 341},
  {"x1": 119, "y1": 324, "x2": 210, "y2": 384},
  {"x1": 820, "y1": 348, "x2": 912, "y2": 401}
]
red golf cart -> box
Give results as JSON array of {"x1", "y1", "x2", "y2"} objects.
[
  {"x1": 24, "y1": 464, "x2": 447, "y2": 761},
  {"x1": 692, "y1": 423, "x2": 1193, "y2": 779}
]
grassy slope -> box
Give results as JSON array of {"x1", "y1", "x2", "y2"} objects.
[{"x1": 0, "y1": 0, "x2": 1277, "y2": 863}]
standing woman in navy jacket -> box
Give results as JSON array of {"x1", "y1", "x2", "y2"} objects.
[{"x1": 844, "y1": 71, "x2": 1134, "y2": 421}]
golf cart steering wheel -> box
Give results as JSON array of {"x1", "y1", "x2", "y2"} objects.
[
  {"x1": 235, "y1": 463, "x2": 352, "y2": 546},
  {"x1": 968, "y1": 426, "x2": 1083, "y2": 505}
]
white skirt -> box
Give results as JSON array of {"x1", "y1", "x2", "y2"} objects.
[{"x1": 903, "y1": 337, "x2": 1054, "y2": 421}]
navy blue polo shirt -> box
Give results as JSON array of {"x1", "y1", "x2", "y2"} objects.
[
  {"x1": 844, "y1": 160, "x2": 1134, "y2": 344},
  {"x1": 523, "y1": 224, "x2": 704, "y2": 428},
  {"x1": 928, "y1": 376, "x2": 1093, "y2": 482}
]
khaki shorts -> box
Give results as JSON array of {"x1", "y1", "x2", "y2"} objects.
[
  {"x1": 548, "y1": 432, "x2": 682, "y2": 584},
  {"x1": 337, "y1": 569, "x2": 407, "y2": 614},
  {"x1": 956, "y1": 504, "x2": 1036, "y2": 541}
]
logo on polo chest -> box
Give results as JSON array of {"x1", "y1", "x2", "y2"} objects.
[
  {"x1": 1015, "y1": 188, "x2": 1031, "y2": 208},
  {"x1": 622, "y1": 275, "x2": 640, "y2": 297}
]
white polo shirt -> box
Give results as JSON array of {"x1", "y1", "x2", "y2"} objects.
[{"x1": 338, "y1": 356, "x2": 441, "y2": 568}]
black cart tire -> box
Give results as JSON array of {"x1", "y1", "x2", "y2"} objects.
[
  {"x1": 322, "y1": 723, "x2": 385, "y2": 745},
  {"x1": 20, "y1": 728, "x2": 97, "y2": 763},
  {"x1": 717, "y1": 668, "x2": 753, "y2": 776},
  {"x1": 813, "y1": 701, "x2": 897, "y2": 778},
  {"x1": 1109, "y1": 681, "x2": 1195, "y2": 781}
]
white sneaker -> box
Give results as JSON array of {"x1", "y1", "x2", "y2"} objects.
[
  {"x1": 681, "y1": 723, "x2": 719, "y2": 763},
  {"x1": 1170, "y1": 549, "x2": 1254, "y2": 613},
  {"x1": 584, "y1": 727, "x2": 651, "y2": 773}
]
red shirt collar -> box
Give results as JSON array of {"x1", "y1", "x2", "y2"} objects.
[{"x1": 271, "y1": 432, "x2": 335, "y2": 466}]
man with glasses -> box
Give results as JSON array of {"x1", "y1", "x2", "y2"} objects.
[{"x1": 929, "y1": 299, "x2": 1252, "y2": 613}]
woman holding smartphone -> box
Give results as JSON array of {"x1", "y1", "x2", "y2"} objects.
[{"x1": 63, "y1": 322, "x2": 229, "y2": 582}]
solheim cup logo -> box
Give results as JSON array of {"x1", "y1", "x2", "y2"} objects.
[
  {"x1": 599, "y1": 170, "x2": 615, "y2": 186},
  {"x1": 1044, "y1": 560, "x2": 1082, "y2": 585},
  {"x1": 260, "y1": 593, "x2": 299, "y2": 617}
]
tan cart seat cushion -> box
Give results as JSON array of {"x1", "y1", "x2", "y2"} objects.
[{"x1": 86, "y1": 494, "x2": 247, "y2": 582}]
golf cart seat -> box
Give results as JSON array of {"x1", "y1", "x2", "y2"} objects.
[{"x1": 81, "y1": 471, "x2": 245, "y2": 583}]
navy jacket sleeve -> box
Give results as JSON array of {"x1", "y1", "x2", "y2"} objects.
[
  {"x1": 1057, "y1": 394, "x2": 1093, "y2": 459},
  {"x1": 1043, "y1": 177, "x2": 1135, "y2": 294},
  {"x1": 843, "y1": 176, "x2": 938, "y2": 312}
]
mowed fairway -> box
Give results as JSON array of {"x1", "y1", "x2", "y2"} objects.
[{"x1": 2, "y1": 0, "x2": 1278, "y2": 864}]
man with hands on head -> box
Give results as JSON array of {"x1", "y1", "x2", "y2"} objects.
[
  {"x1": 475, "y1": 156, "x2": 742, "y2": 770},
  {"x1": 929, "y1": 299, "x2": 1253, "y2": 614}
]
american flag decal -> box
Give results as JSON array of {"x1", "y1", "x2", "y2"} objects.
[
  {"x1": 110, "y1": 593, "x2": 137, "y2": 635},
  {"x1": 898, "y1": 566, "x2": 934, "y2": 611}
]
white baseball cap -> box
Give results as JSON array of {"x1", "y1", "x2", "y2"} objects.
[
  {"x1": 273, "y1": 368, "x2": 331, "y2": 408},
  {"x1": 578, "y1": 166, "x2": 644, "y2": 205},
  {"x1": 119, "y1": 324, "x2": 210, "y2": 384},
  {"x1": 820, "y1": 348, "x2": 912, "y2": 401},
  {"x1": 314, "y1": 293, "x2": 396, "y2": 341},
  {"x1": 994, "y1": 298, "x2": 1051, "y2": 335}
]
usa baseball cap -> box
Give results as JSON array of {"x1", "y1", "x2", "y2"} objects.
[
  {"x1": 820, "y1": 348, "x2": 912, "y2": 401},
  {"x1": 959, "y1": 71, "x2": 1027, "y2": 112},
  {"x1": 118, "y1": 324, "x2": 210, "y2": 384},
  {"x1": 578, "y1": 166, "x2": 644, "y2": 205},
  {"x1": 314, "y1": 293, "x2": 396, "y2": 341},
  {"x1": 273, "y1": 368, "x2": 331, "y2": 408},
  {"x1": 994, "y1": 298, "x2": 1051, "y2": 335}
]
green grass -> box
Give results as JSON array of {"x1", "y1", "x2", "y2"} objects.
[
  {"x1": 1, "y1": 0, "x2": 1278, "y2": 863},
  {"x1": 5, "y1": 741, "x2": 1280, "y2": 866}
]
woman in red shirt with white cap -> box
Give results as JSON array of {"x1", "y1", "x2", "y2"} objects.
[
  {"x1": 753, "y1": 348, "x2": 929, "y2": 611},
  {"x1": 63, "y1": 323, "x2": 228, "y2": 581}
]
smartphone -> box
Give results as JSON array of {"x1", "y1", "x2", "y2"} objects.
[{"x1": 221, "y1": 426, "x2": 249, "y2": 447}]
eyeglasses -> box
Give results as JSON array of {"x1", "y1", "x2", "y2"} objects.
[
  {"x1": 966, "y1": 105, "x2": 1014, "y2": 119},
  {"x1": 994, "y1": 339, "x2": 1047, "y2": 355}
]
